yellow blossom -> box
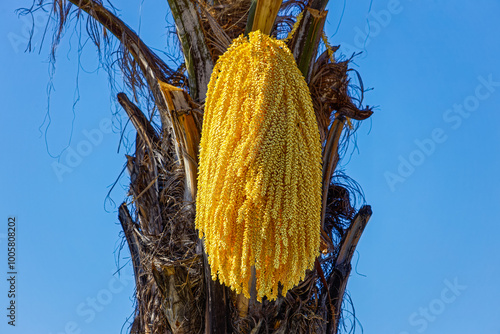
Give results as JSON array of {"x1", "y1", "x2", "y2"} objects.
[{"x1": 196, "y1": 31, "x2": 322, "y2": 301}]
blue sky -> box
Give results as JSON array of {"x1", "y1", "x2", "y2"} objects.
[{"x1": 1, "y1": 1, "x2": 499, "y2": 334}]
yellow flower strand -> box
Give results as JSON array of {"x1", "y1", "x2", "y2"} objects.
[{"x1": 284, "y1": 11, "x2": 304, "y2": 43}]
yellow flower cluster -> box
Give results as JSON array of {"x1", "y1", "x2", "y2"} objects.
[{"x1": 195, "y1": 31, "x2": 322, "y2": 301}]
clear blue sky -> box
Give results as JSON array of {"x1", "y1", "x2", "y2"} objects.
[{"x1": 1, "y1": 1, "x2": 499, "y2": 334}]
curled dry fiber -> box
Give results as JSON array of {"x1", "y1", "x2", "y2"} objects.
[{"x1": 195, "y1": 31, "x2": 322, "y2": 301}]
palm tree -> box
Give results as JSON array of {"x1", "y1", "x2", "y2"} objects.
[{"x1": 23, "y1": 0, "x2": 373, "y2": 332}]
